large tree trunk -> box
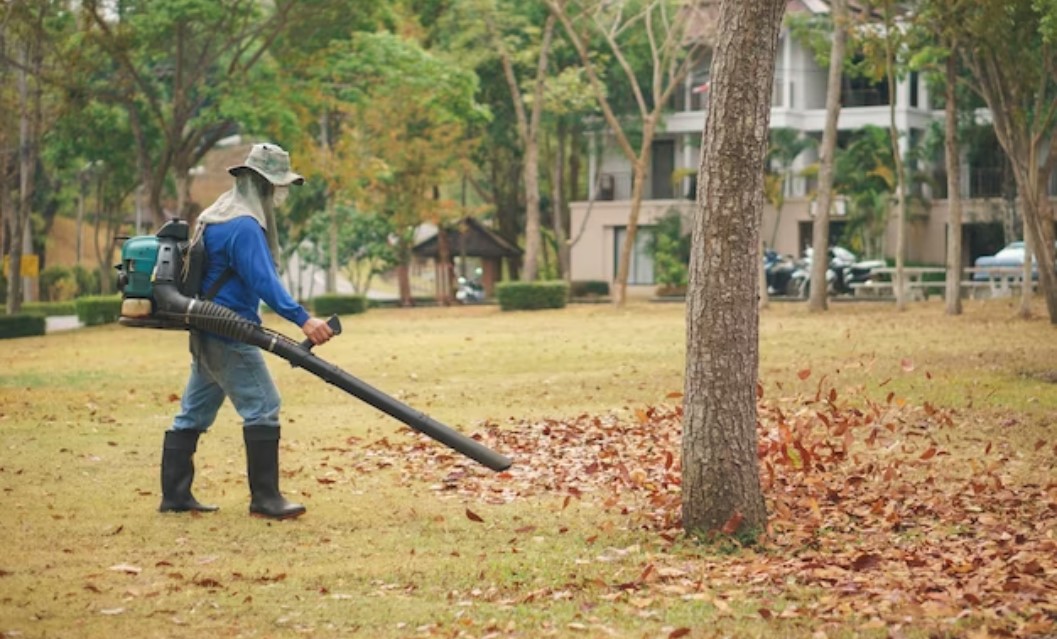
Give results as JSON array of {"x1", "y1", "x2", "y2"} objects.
[
  {"x1": 943, "y1": 50, "x2": 964, "y2": 315},
  {"x1": 683, "y1": 0, "x2": 784, "y2": 539},
  {"x1": 808, "y1": 0, "x2": 847, "y2": 312}
]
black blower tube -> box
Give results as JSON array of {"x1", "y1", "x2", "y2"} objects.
[{"x1": 150, "y1": 242, "x2": 512, "y2": 471}]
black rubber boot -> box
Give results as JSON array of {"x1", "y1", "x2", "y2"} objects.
[
  {"x1": 243, "y1": 426, "x2": 306, "y2": 520},
  {"x1": 159, "y1": 430, "x2": 219, "y2": 513}
]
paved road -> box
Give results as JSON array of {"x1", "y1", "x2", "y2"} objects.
[{"x1": 45, "y1": 316, "x2": 83, "y2": 333}]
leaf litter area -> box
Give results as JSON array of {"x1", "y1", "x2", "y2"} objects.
[{"x1": 356, "y1": 375, "x2": 1057, "y2": 638}]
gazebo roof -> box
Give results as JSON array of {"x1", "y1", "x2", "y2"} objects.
[{"x1": 413, "y1": 217, "x2": 522, "y2": 259}]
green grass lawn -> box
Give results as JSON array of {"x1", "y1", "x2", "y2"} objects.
[{"x1": 0, "y1": 298, "x2": 1054, "y2": 638}]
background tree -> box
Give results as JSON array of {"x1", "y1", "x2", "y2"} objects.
[
  {"x1": 81, "y1": 0, "x2": 301, "y2": 227},
  {"x1": 956, "y1": 0, "x2": 1057, "y2": 323},
  {"x1": 683, "y1": 0, "x2": 785, "y2": 538},
  {"x1": 547, "y1": 0, "x2": 708, "y2": 306},
  {"x1": 46, "y1": 101, "x2": 140, "y2": 293},
  {"x1": 303, "y1": 204, "x2": 398, "y2": 296},
  {"x1": 645, "y1": 208, "x2": 689, "y2": 294},
  {"x1": 766, "y1": 128, "x2": 817, "y2": 250},
  {"x1": 483, "y1": 2, "x2": 556, "y2": 282},
  {"x1": 321, "y1": 32, "x2": 486, "y2": 306},
  {"x1": 854, "y1": 0, "x2": 919, "y2": 311},
  {"x1": 807, "y1": 0, "x2": 847, "y2": 312},
  {"x1": 913, "y1": 0, "x2": 971, "y2": 316},
  {"x1": 834, "y1": 125, "x2": 896, "y2": 259},
  {"x1": 1, "y1": 1, "x2": 61, "y2": 313}
]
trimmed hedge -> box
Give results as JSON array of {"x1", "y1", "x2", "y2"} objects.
[
  {"x1": 0, "y1": 314, "x2": 47, "y2": 339},
  {"x1": 75, "y1": 295, "x2": 122, "y2": 326},
  {"x1": 368, "y1": 296, "x2": 438, "y2": 309},
  {"x1": 22, "y1": 301, "x2": 78, "y2": 317},
  {"x1": 570, "y1": 280, "x2": 610, "y2": 298},
  {"x1": 496, "y1": 281, "x2": 570, "y2": 311},
  {"x1": 312, "y1": 294, "x2": 368, "y2": 316}
]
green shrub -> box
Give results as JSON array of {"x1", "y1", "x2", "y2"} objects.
[
  {"x1": 0, "y1": 314, "x2": 47, "y2": 339},
  {"x1": 22, "y1": 301, "x2": 77, "y2": 317},
  {"x1": 312, "y1": 294, "x2": 368, "y2": 316},
  {"x1": 496, "y1": 281, "x2": 569, "y2": 311},
  {"x1": 72, "y1": 265, "x2": 101, "y2": 296},
  {"x1": 40, "y1": 265, "x2": 77, "y2": 302},
  {"x1": 570, "y1": 280, "x2": 610, "y2": 298},
  {"x1": 75, "y1": 294, "x2": 122, "y2": 326}
]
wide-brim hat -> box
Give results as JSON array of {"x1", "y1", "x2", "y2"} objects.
[{"x1": 227, "y1": 143, "x2": 304, "y2": 186}]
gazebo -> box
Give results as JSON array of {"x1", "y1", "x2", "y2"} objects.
[{"x1": 412, "y1": 217, "x2": 521, "y2": 299}]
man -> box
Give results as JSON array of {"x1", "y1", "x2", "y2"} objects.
[{"x1": 159, "y1": 143, "x2": 334, "y2": 520}]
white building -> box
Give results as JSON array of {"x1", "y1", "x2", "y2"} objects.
[{"x1": 569, "y1": 0, "x2": 1056, "y2": 297}]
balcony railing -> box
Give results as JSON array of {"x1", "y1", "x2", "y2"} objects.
[{"x1": 929, "y1": 168, "x2": 1018, "y2": 200}]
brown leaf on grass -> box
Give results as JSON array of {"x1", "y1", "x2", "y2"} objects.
[
  {"x1": 797, "y1": 369, "x2": 811, "y2": 380},
  {"x1": 465, "y1": 508, "x2": 484, "y2": 523},
  {"x1": 665, "y1": 391, "x2": 683, "y2": 399},
  {"x1": 638, "y1": 563, "x2": 655, "y2": 583},
  {"x1": 851, "y1": 553, "x2": 882, "y2": 571},
  {"x1": 919, "y1": 446, "x2": 938, "y2": 460},
  {"x1": 167, "y1": 393, "x2": 180, "y2": 403},
  {"x1": 668, "y1": 628, "x2": 691, "y2": 639},
  {"x1": 720, "y1": 511, "x2": 744, "y2": 536},
  {"x1": 900, "y1": 358, "x2": 915, "y2": 372}
]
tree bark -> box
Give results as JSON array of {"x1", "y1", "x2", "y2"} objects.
[
  {"x1": 808, "y1": 0, "x2": 847, "y2": 312},
  {"x1": 1021, "y1": 205, "x2": 1034, "y2": 317},
  {"x1": 490, "y1": 14, "x2": 555, "y2": 283},
  {"x1": 8, "y1": 33, "x2": 41, "y2": 313},
  {"x1": 882, "y1": 1, "x2": 909, "y2": 312},
  {"x1": 683, "y1": 0, "x2": 784, "y2": 539},
  {"x1": 943, "y1": 50, "x2": 963, "y2": 315},
  {"x1": 553, "y1": 120, "x2": 571, "y2": 280},
  {"x1": 614, "y1": 146, "x2": 652, "y2": 306}
]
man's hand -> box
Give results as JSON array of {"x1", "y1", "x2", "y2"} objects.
[{"x1": 301, "y1": 316, "x2": 335, "y2": 345}]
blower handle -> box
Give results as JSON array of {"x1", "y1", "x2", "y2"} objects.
[{"x1": 299, "y1": 314, "x2": 343, "y2": 352}]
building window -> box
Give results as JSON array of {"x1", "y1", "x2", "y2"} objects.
[
  {"x1": 614, "y1": 226, "x2": 655, "y2": 285},
  {"x1": 909, "y1": 71, "x2": 919, "y2": 108}
]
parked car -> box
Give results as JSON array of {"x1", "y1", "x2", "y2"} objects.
[{"x1": 971, "y1": 241, "x2": 1055, "y2": 281}]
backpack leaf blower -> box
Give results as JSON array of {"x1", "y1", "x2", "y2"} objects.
[{"x1": 115, "y1": 219, "x2": 512, "y2": 472}]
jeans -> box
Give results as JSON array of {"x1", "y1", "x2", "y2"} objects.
[{"x1": 171, "y1": 331, "x2": 281, "y2": 432}]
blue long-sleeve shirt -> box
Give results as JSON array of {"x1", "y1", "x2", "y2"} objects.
[{"x1": 200, "y1": 216, "x2": 310, "y2": 328}]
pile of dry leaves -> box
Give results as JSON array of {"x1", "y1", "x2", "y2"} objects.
[{"x1": 358, "y1": 380, "x2": 1056, "y2": 637}]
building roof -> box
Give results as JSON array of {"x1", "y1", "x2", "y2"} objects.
[{"x1": 412, "y1": 217, "x2": 522, "y2": 260}]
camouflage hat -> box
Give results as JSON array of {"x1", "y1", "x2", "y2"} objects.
[{"x1": 227, "y1": 143, "x2": 304, "y2": 186}]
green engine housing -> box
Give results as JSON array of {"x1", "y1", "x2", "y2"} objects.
[
  {"x1": 119, "y1": 234, "x2": 160, "y2": 299},
  {"x1": 115, "y1": 219, "x2": 190, "y2": 328}
]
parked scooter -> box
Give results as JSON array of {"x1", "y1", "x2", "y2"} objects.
[
  {"x1": 455, "y1": 275, "x2": 485, "y2": 303},
  {"x1": 764, "y1": 249, "x2": 800, "y2": 297},
  {"x1": 789, "y1": 246, "x2": 882, "y2": 298}
]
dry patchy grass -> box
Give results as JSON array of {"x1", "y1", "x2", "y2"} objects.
[{"x1": 0, "y1": 298, "x2": 1055, "y2": 639}]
